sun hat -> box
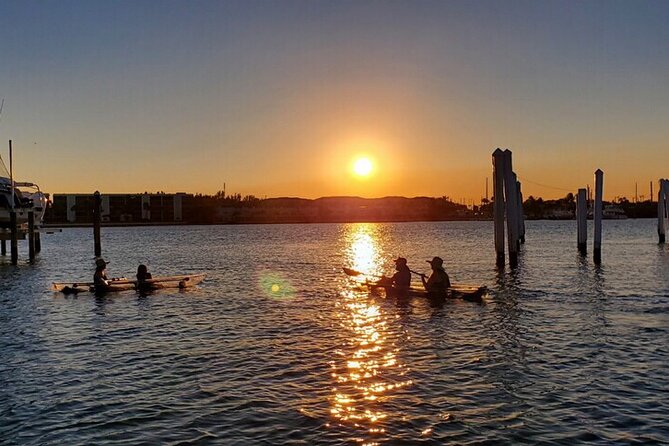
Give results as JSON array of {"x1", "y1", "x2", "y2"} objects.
[
  {"x1": 393, "y1": 257, "x2": 408, "y2": 265},
  {"x1": 95, "y1": 258, "x2": 109, "y2": 268},
  {"x1": 426, "y1": 256, "x2": 443, "y2": 267}
]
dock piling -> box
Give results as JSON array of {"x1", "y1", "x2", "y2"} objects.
[
  {"x1": 658, "y1": 179, "x2": 668, "y2": 243},
  {"x1": 10, "y1": 211, "x2": 18, "y2": 265},
  {"x1": 576, "y1": 188, "x2": 587, "y2": 254},
  {"x1": 35, "y1": 231, "x2": 41, "y2": 253},
  {"x1": 28, "y1": 211, "x2": 35, "y2": 262},
  {"x1": 593, "y1": 169, "x2": 604, "y2": 264},
  {"x1": 492, "y1": 148, "x2": 525, "y2": 267},
  {"x1": 493, "y1": 149, "x2": 506, "y2": 266},
  {"x1": 93, "y1": 191, "x2": 102, "y2": 257},
  {"x1": 517, "y1": 180, "x2": 526, "y2": 244},
  {"x1": 503, "y1": 150, "x2": 520, "y2": 267},
  {"x1": 1, "y1": 239, "x2": 5, "y2": 255}
]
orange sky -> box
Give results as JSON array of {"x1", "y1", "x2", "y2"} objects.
[{"x1": 2, "y1": 2, "x2": 668, "y2": 202}]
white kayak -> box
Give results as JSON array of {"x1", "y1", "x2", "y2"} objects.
[{"x1": 52, "y1": 273, "x2": 206, "y2": 294}]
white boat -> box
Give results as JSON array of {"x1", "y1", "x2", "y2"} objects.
[
  {"x1": 603, "y1": 204, "x2": 627, "y2": 220},
  {"x1": 0, "y1": 158, "x2": 47, "y2": 228}
]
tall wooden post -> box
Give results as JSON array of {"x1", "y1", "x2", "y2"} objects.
[
  {"x1": 1, "y1": 239, "x2": 6, "y2": 255},
  {"x1": 593, "y1": 169, "x2": 603, "y2": 264},
  {"x1": 93, "y1": 191, "x2": 102, "y2": 257},
  {"x1": 503, "y1": 150, "x2": 519, "y2": 267},
  {"x1": 576, "y1": 188, "x2": 587, "y2": 254},
  {"x1": 492, "y1": 149, "x2": 506, "y2": 266},
  {"x1": 28, "y1": 211, "x2": 35, "y2": 262},
  {"x1": 659, "y1": 179, "x2": 668, "y2": 244},
  {"x1": 10, "y1": 211, "x2": 18, "y2": 265},
  {"x1": 516, "y1": 179, "x2": 525, "y2": 244},
  {"x1": 35, "y1": 231, "x2": 41, "y2": 253}
]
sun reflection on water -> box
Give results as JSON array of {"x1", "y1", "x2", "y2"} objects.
[{"x1": 330, "y1": 224, "x2": 413, "y2": 441}]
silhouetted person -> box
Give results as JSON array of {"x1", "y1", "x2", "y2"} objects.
[
  {"x1": 136, "y1": 264, "x2": 152, "y2": 282},
  {"x1": 93, "y1": 258, "x2": 111, "y2": 293},
  {"x1": 378, "y1": 257, "x2": 411, "y2": 297},
  {"x1": 136, "y1": 264, "x2": 155, "y2": 292},
  {"x1": 421, "y1": 256, "x2": 451, "y2": 298}
]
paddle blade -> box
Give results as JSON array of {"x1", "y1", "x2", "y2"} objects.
[{"x1": 343, "y1": 267, "x2": 363, "y2": 277}]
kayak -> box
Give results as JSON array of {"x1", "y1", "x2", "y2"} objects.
[
  {"x1": 52, "y1": 273, "x2": 206, "y2": 294},
  {"x1": 367, "y1": 283, "x2": 486, "y2": 303},
  {"x1": 342, "y1": 267, "x2": 486, "y2": 303}
]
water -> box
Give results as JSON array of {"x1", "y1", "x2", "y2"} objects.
[{"x1": 1, "y1": 220, "x2": 667, "y2": 445}]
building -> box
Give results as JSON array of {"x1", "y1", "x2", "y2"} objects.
[{"x1": 48, "y1": 193, "x2": 188, "y2": 224}]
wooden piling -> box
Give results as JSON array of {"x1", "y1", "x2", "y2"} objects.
[
  {"x1": 10, "y1": 211, "x2": 18, "y2": 265},
  {"x1": 516, "y1": 179, "x2": 525, "y2": 244},
  {"x1": 492, "y1": 149, "x2": 506, "y2": 266},
  {"x1": 28, "y1": 211, "x2": 35, "y2": 262},
  {"x1": 1, "y1": 239, "x2": 6, "y2": 256},
  {"x1": 576, "y1": 188, "x2": 587, "y2": 254},
  {"x1": 503, "y1": 150, "x2": 519, "y2": 267},
  {"x1": 93, "y1": 191, "x2": 102, "y2": 257},
  {"x1": 593, "y1": 169, "x2": 603, "y2": 264},
  {"x1": 659, "y1": 179, "x2": 668, "y2": 243},
  {"x1": 35, "y1": 231, "x2": 41, "y2": 253}
]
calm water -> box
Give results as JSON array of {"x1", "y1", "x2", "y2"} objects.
[{"x1": 1, "y1": 220, "x2": 667, "y2": 445}]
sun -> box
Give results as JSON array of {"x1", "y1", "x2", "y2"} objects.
[{"x1": 353, "y1": 157, "x2": 374, "y2": 177}]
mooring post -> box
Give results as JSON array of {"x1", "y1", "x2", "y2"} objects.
[
  {"x1": 28, "y1": 211, "x2": 35, "y2": 262},
  {"x1": 577, "y1": 188, "x2": 588, "y2": 254},
  {"x1": 1, "y1": 239, "x2": 6, "y2": 255},
  {"x1": 658, "y1": 179, "x2": 667, "y2": 243},
  {"x1": 35, "y1": 230, "x2": 41, "y2": 253},
  {"x1": 10, "y1": 211, "x2": 18, "y2": 265},
  {"x1": 492, "y1": 149, "x2": 506, "y2": 266},
  {"x1": 593, "y1": 169, "x2": 604, "y2": 264},
  {"x1": 93, "y1": 191, "x2": 102, "y2": 257},
  {"x1": 516, "y1": 179, "x2": 525, "y2": 244},
  {"x1": 503, "y1": 149, "x2": 519, "y2": 267}
]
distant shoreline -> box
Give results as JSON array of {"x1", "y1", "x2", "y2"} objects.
[{"x1": 42, "y1": 217, "x2": 656, "y2": 229}]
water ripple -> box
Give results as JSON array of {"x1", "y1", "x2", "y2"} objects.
[{"x1": 0, "y1": 221, "x2": 668, "y2": 444}]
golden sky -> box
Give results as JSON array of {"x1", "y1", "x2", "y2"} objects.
[{"x1": 2, "y1": 1, "x2": 668, "y2": 201}]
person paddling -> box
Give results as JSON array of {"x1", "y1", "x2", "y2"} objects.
[
  {"x1": 421, "y1": 256, "x2": 451, "y2": 297},
  {"x1": 93, "y1": 258, "x2": 111, "y2": 293},
  {"x1": 377, "y1": 257, "x2": 412, "y2": 297}
]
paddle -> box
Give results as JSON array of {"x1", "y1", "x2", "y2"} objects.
[
  {"x1": 409, "y1": 269, "x2": 427, "y2": 279},
  {"x1": 342, "y1": 267, "x2": 384, "y2": 278}
]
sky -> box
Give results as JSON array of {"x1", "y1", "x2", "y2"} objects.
[{"x1": 1, "y1": 0, "x2": 668, "y2": 201}]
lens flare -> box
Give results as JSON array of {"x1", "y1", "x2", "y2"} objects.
[{"x1": 258, "y1": 271, "x2": 295, "y2": 299}]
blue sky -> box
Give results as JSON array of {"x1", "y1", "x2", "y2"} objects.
[{"x1": 1, "y1": 0, "x2": 668, "y2": 200}]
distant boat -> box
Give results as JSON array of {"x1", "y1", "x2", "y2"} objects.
[
  {"x1": 603, "y1": 204, "x2": 627, "y2": 220},
  {"x1": 0, "y1": 159, "x2": 48, "y2": 228}
]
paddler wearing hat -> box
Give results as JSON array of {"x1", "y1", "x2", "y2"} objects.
[
  {"x1": 377, "y1": 257, "x2": 412, "y2": 295},
  {"x1": 421, "y1": 256, "x2": 451, "y2": 295},
  {"x1": 93, "y1": 258, "x2": 111, "y2": 292}
]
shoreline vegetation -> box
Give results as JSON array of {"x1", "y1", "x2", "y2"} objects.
[{"x1": 44, "y1": 193, "x2": 658, "y2": 226}]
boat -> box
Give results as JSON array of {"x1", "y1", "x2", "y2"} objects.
[
  {"x1": 367, "y1": 283, "x2": 486, "y2": 303},
  {"x1": 52, "y1": 273, "x2": 206, "y2": 294},
  {"x1": 603, "y1": 204, "x2": 627, "y2": 219},
  {"x1": 0, "y1": 157, "x2": 47, "y2": 229}
]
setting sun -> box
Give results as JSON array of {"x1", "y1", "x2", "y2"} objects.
[{"x1": 353, "y1": 157, "x2": 374, "y2": 177}]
